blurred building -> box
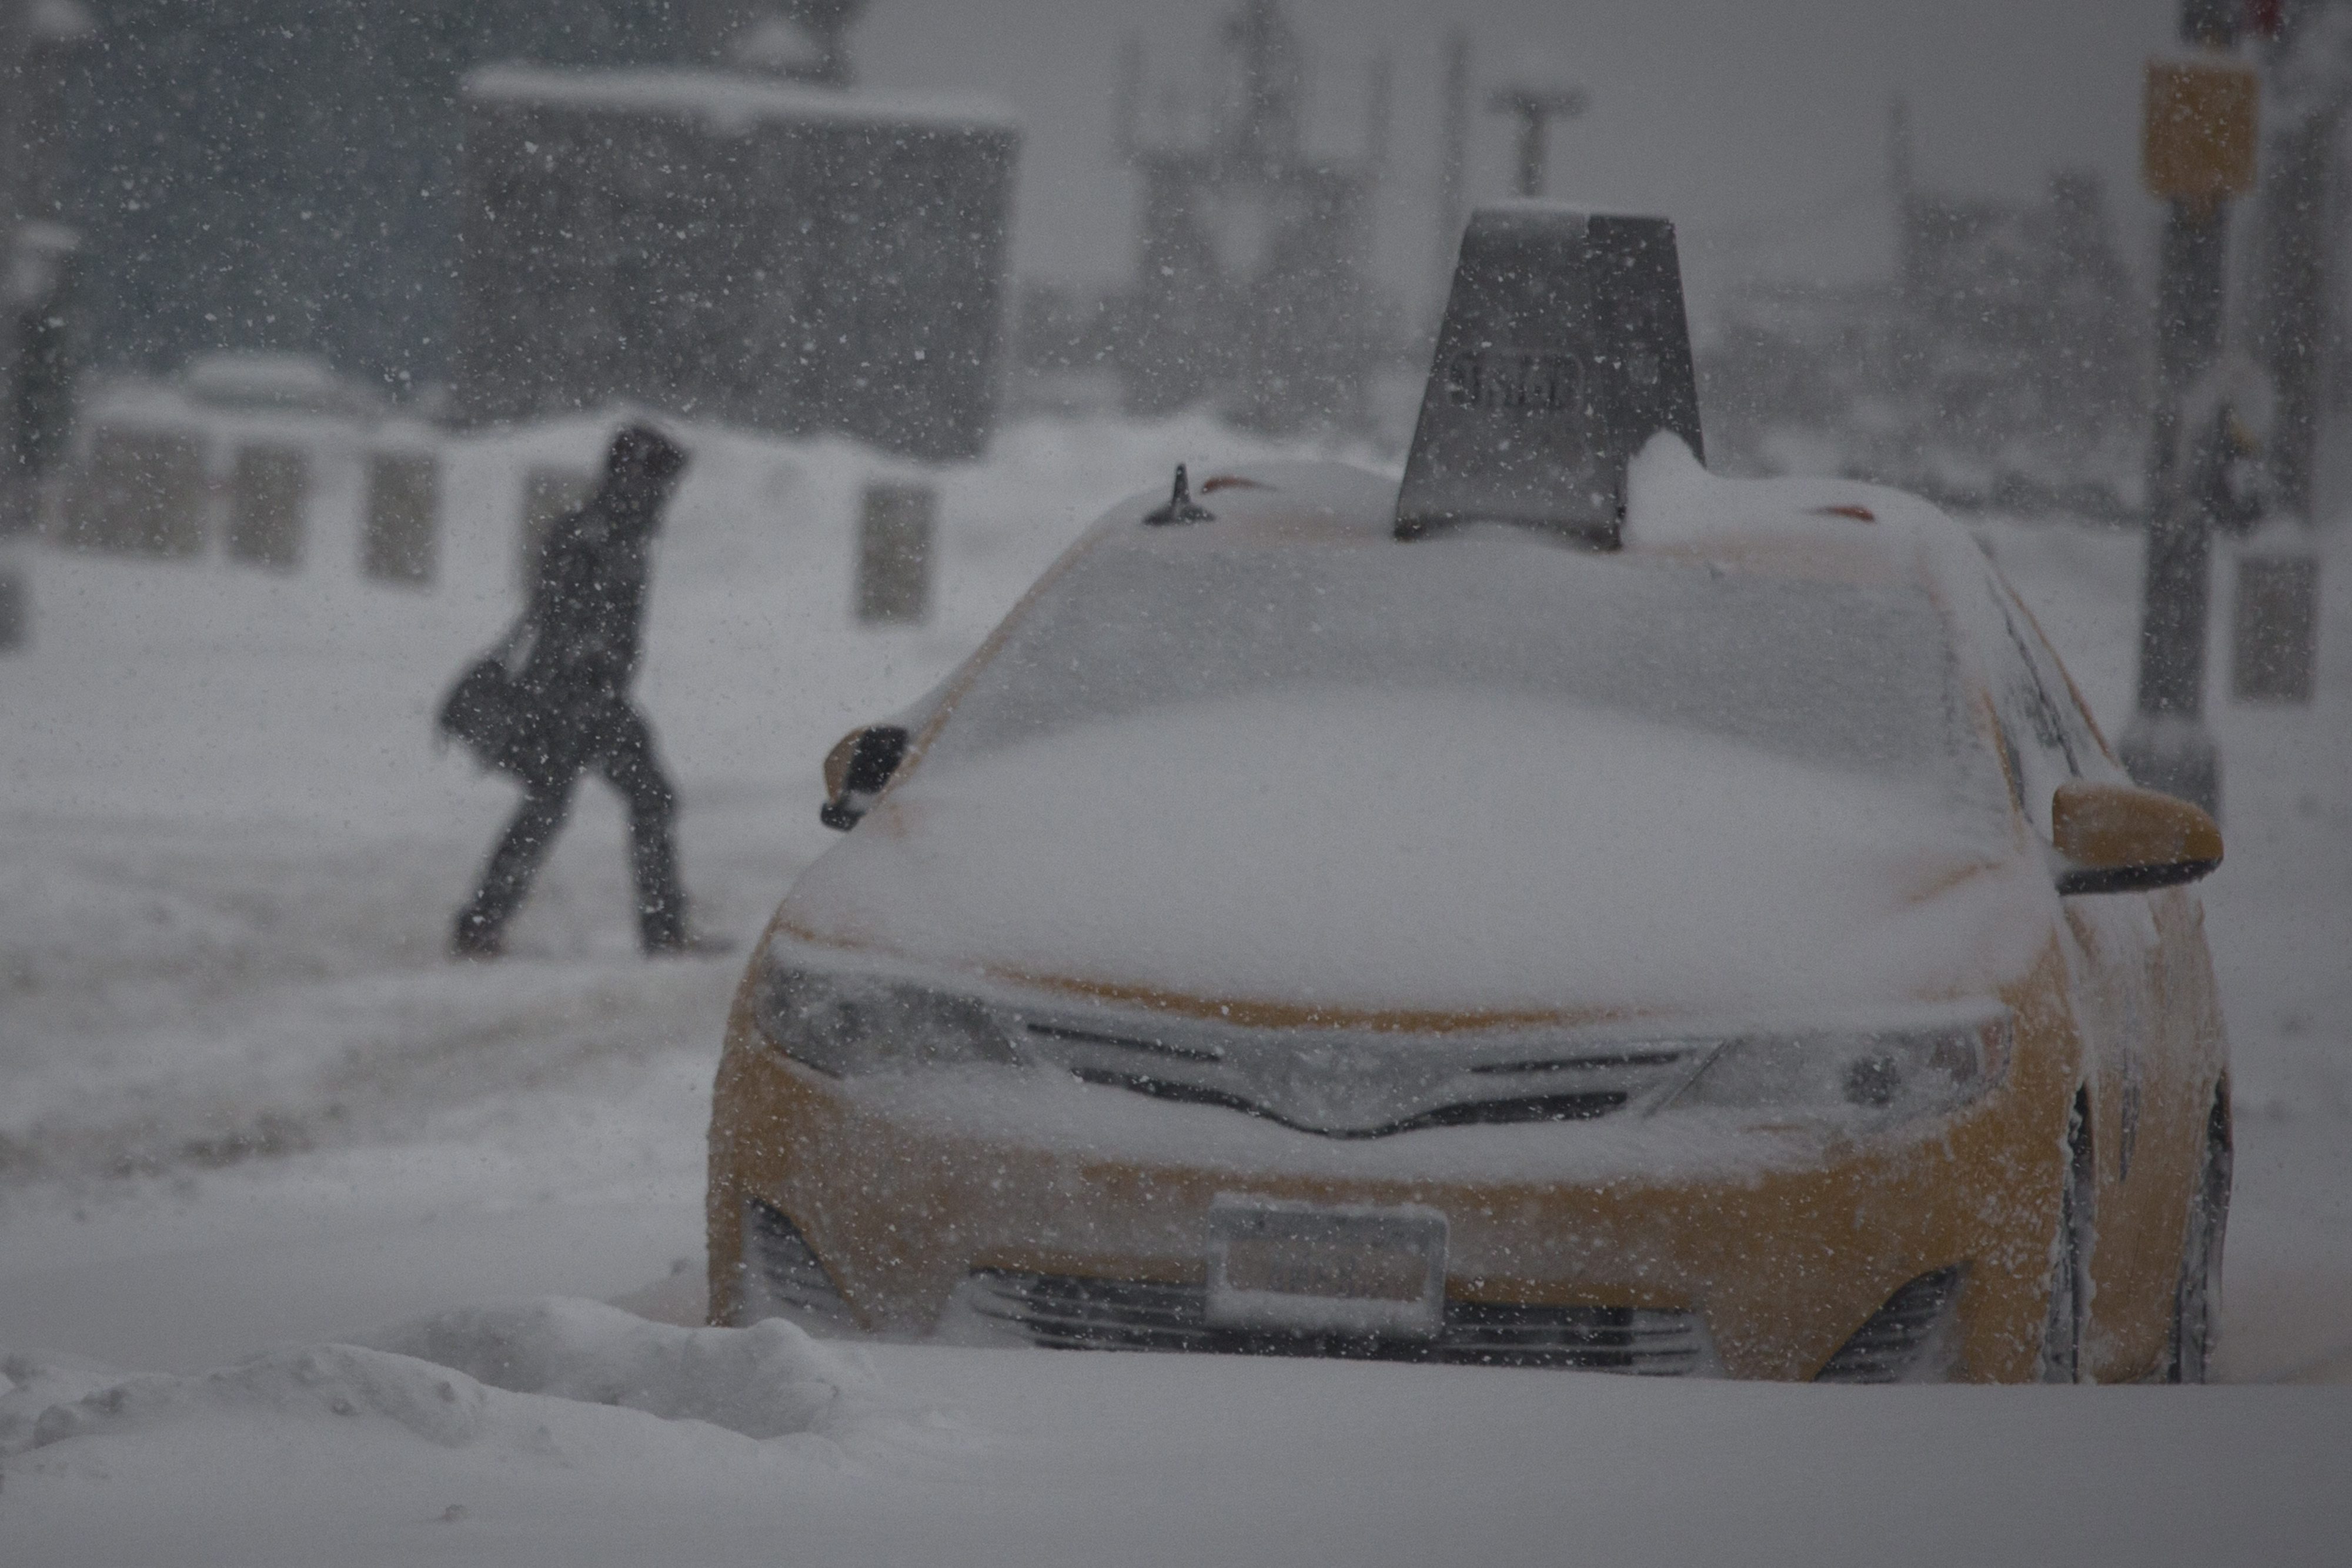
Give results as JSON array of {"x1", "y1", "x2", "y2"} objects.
[
  {"x1": 452, "y1": 68, "x2": 1017, "y2": 461},
  {"x1": 1115, "y1": 0, "x2": 1386, "y2": 433},
  {"x1": 1895, "y1": 168, "x2": 2142, "y2": 463},
  {"x1": 52, "y1": 1, "x2": 720, "y2": 394},
  {"x1": 1700, "y1": 107, "x2": 2149, "y2": 514}
]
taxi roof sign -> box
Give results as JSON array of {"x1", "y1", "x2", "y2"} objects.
[{"x1": 1395, "y1": 205, "x2": 1702, "y2": 548}]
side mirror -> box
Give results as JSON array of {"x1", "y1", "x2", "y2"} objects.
[
  {"x1": 2051, "y1": 780, "x2": 2222, "y2": 896},
  {"x1": 820, "y1": 724, "x2": 909, "y2": 831}
]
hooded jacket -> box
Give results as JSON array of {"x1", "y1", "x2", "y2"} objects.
[{"x1": 516, "y1": 482, "x2": 663, "y2": 757}]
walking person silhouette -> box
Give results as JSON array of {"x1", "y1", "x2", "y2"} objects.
[{"x1": 447, "y1": 424, "x2": 706, "y2": 958}]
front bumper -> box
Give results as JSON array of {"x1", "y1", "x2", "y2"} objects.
[{"x1": 708, "y1": 1009, "x2": 2068, "y2": 1382}]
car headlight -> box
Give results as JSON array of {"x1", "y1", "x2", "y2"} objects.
[
  {"x1": 753, "y1": 958, "x2": 1020, "y2": 1076},
  {"x1": 1669, "y1": 1009, "x2": 2012, "y2": 1121}
]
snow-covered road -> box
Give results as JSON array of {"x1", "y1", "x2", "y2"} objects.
[
  {"x1": 6, "y1": 1309, "x2": 2348, "y2": 1568},
  {"x1": 3, "y1": 413, "x2": 2348, "y2": 1561}
]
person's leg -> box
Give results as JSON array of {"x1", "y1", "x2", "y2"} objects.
[
  {"x1": 597, "y1": 706, "x2": 688, "y2": 951},
  {"x1": 452, "y1": 771, "x2": 577, "y2": 956}
]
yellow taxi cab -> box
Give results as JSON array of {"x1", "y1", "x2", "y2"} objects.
[{"x1": 707, "y1": 207, "x2": 2229, "y2": 1383}]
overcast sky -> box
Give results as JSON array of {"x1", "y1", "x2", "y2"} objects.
[{"x1": 852, "y1": 0, "x2": 2186, "y2": 324}]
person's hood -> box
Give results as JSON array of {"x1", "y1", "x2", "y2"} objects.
[{"x1": 780, "y1": 687, "x2": 2050, "y2": 1027}]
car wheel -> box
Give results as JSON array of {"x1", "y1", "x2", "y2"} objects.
[
  {"x1": 2038, "y1": 1092, "x2": 2095, "y2": 1384},
  {"x1": 2164, "y1": 1089, "x2": 2232, "y2": 1384}
]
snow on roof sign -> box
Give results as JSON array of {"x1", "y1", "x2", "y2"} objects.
[{"x1": 1395, "y1": 205, "x2": 1702, "y2": 550}]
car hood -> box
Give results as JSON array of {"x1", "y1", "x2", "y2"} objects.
[{"x1": 780, "y1": 688, "x2": 2050, "y2": 1025}]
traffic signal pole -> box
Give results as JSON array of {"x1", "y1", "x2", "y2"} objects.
[
  {"x1": 2120, "y1": 2, "x2": 2260, "y2": 815},
  {"x1": 2123, "y1": 199, "x2": 2234, "y2": 811},
  {"x1": 2, "y1": 1, "x2": 25, "y2": 481},
  {"x1": 2251, "y1": 0, "x2": 2349, "y2": 525},
  {"x1": 2229, "y1": 0, "x2": 2333, "y2": 709},
  {"x1": 1485, "y1": 86, "x2": 1586, "y2": 200},
  {"x1": 2, "y1": 1, "x2": 29, "y2": 651}
]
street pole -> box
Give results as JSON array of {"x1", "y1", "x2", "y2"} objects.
[
  {"x1": 2120, "y1": 2, "x2": 2261, "y2": 815},
  {"x1": 3, "y1": 0, "x2": 25, "y2": 450},
  {"x1": 2254, "y1": 99, "x2": 2332, "y2": 520},
  {"x1": 2229, "y1": 0, "x2": 2332, "y2": 708},
  {"x1": 2, "y1": 0, "x2": 30, "y2": 651},
  {"x1": 1434, "y1": 28, "x2": 1468, "y2": 316},
  {"x1": 1486, "y1": 85, "x2": 1586, "y2": 200},
  {"x1": 2126, "y1": 199, "x2": 2232, "y2": 810}
]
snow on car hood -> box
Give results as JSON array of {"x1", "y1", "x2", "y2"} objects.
[{"x1": 782, "y1": 687, "x2": 2050, "y2": 1022}]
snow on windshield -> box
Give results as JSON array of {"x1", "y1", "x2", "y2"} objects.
[{"x1": 924, "y1": 532, "x2": 2001, "y2": 808}]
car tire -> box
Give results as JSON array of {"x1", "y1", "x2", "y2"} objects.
[
  {"x1": 2038, "y1": 1092, "x2": 2095, "y2": 1384},
  {"x1": 2163, "y1": 1088, "x2": 2232, "y2": 1385}
]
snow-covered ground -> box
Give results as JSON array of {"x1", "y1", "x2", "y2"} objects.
[{"x1": 2, "y1": 410, "x2": 2348, "y2": 1563}]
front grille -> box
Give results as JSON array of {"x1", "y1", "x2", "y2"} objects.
[
  {"x1": 737, "y1": 1196, "x2": 858, "y2": 1330},
  {"x1": 1813, "y1": 1266, "x2": 1966, "y2": 1382},
  {"x1": 1010, "y1": 1008, "x2": 1703, "y2": 1139},
  {"x1": 963, "y1": 1270, "x2": 1714, "y2": 1375},
  {"x1": 1063, "y1": 1064, "x2": 1625, "y2": 1136}
]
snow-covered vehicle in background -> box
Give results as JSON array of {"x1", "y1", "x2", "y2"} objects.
[{"x1": 705, "y1": 207, "x2": 2232, "y2": 1383}]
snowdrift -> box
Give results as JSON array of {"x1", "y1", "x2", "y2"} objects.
[
  {"x1": 3, "y1": 1296, "x2": 896, "y2": 1462},
  {"x1": 5, "y1": 1308, "x2": 2350, "y2": 1568}
]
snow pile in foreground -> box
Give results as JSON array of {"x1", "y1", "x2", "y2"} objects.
[
  {"x1": 356, "y1": 1297, "x2": 884, "y2": 1440},
  {"x1": 2, "y1": 1297, "x2": 896, "y2": 1463},
  {"x1": 6, "y1": 1320, "x2": 2349, "y2": 1568}
]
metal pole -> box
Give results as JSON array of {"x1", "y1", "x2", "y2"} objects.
[
  {"x1": 2256, "y1": 109, "x2": 2333, "y2": 519},
  {"x1": 2226, "y1": 0, "x2": 2330, "y2": 709},
  {"x1": 2124, "y1": 198, "x2": 2231, "y2": 810},
  {"x1": 1487, "y1": 88, "x2": 1587, "y2": 203},
  {"x1": 2120, "y1": 3, "x2": 2253, "y2": 815},
  {"x1": 1434, "y1": 29, "x2": 1468, "y2": 312},
  {"x1": 2, "y1": 0, "x2": 34, "y2": 648},
  {"x1": 3, "y1": 0, "x2": 25, "y2": 392},
  {"x1": 1, "y1": 0, "x2": 21, "y2": 242},
  {"x1": 1515, "y1": 114, "x2": 1545, "y2": 198}
]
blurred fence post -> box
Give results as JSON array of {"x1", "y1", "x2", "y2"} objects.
[
  {"x1": 855, "y1": 480, "x2": 936, "y2": 625},
  {"x1": 0, "y1": 542, "x2": 24, "y2": 651},
  {"x1": 225, "y1": 443, "x2": 308, "y2": 569},
  {"x1": 0, "y1": 466, "x2": 25, "y2": 654},
  {"x1": 517, "y1": 466, "x2": 594, "y2": 590},
  {"x1": 362, "y1": 450, "x2": 439, "y2": 586},
  {"x1": 60, "y1": 424, "x2": 208, "y2": 555}
]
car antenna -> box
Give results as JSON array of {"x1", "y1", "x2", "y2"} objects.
[{"x1": 1143, "y1": 463, "x2": 1215, "y2": 526}]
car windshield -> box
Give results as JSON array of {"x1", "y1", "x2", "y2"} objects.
[{"x1": 924, "y1": 533, "x2": 2004, "y2": 809}]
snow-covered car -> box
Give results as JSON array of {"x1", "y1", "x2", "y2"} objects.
[{"x1": 707, "y1": 443, "x2": 2230, "y2": 1384}]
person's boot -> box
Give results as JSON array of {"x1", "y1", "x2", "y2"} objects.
[{"x1": 640, "y1": 898, "x2": 731, "y2": 958}]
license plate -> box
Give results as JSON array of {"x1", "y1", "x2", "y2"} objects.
[{"x1": 1204, "y1": 1196, "x2": 1448, "y2": 1338}]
